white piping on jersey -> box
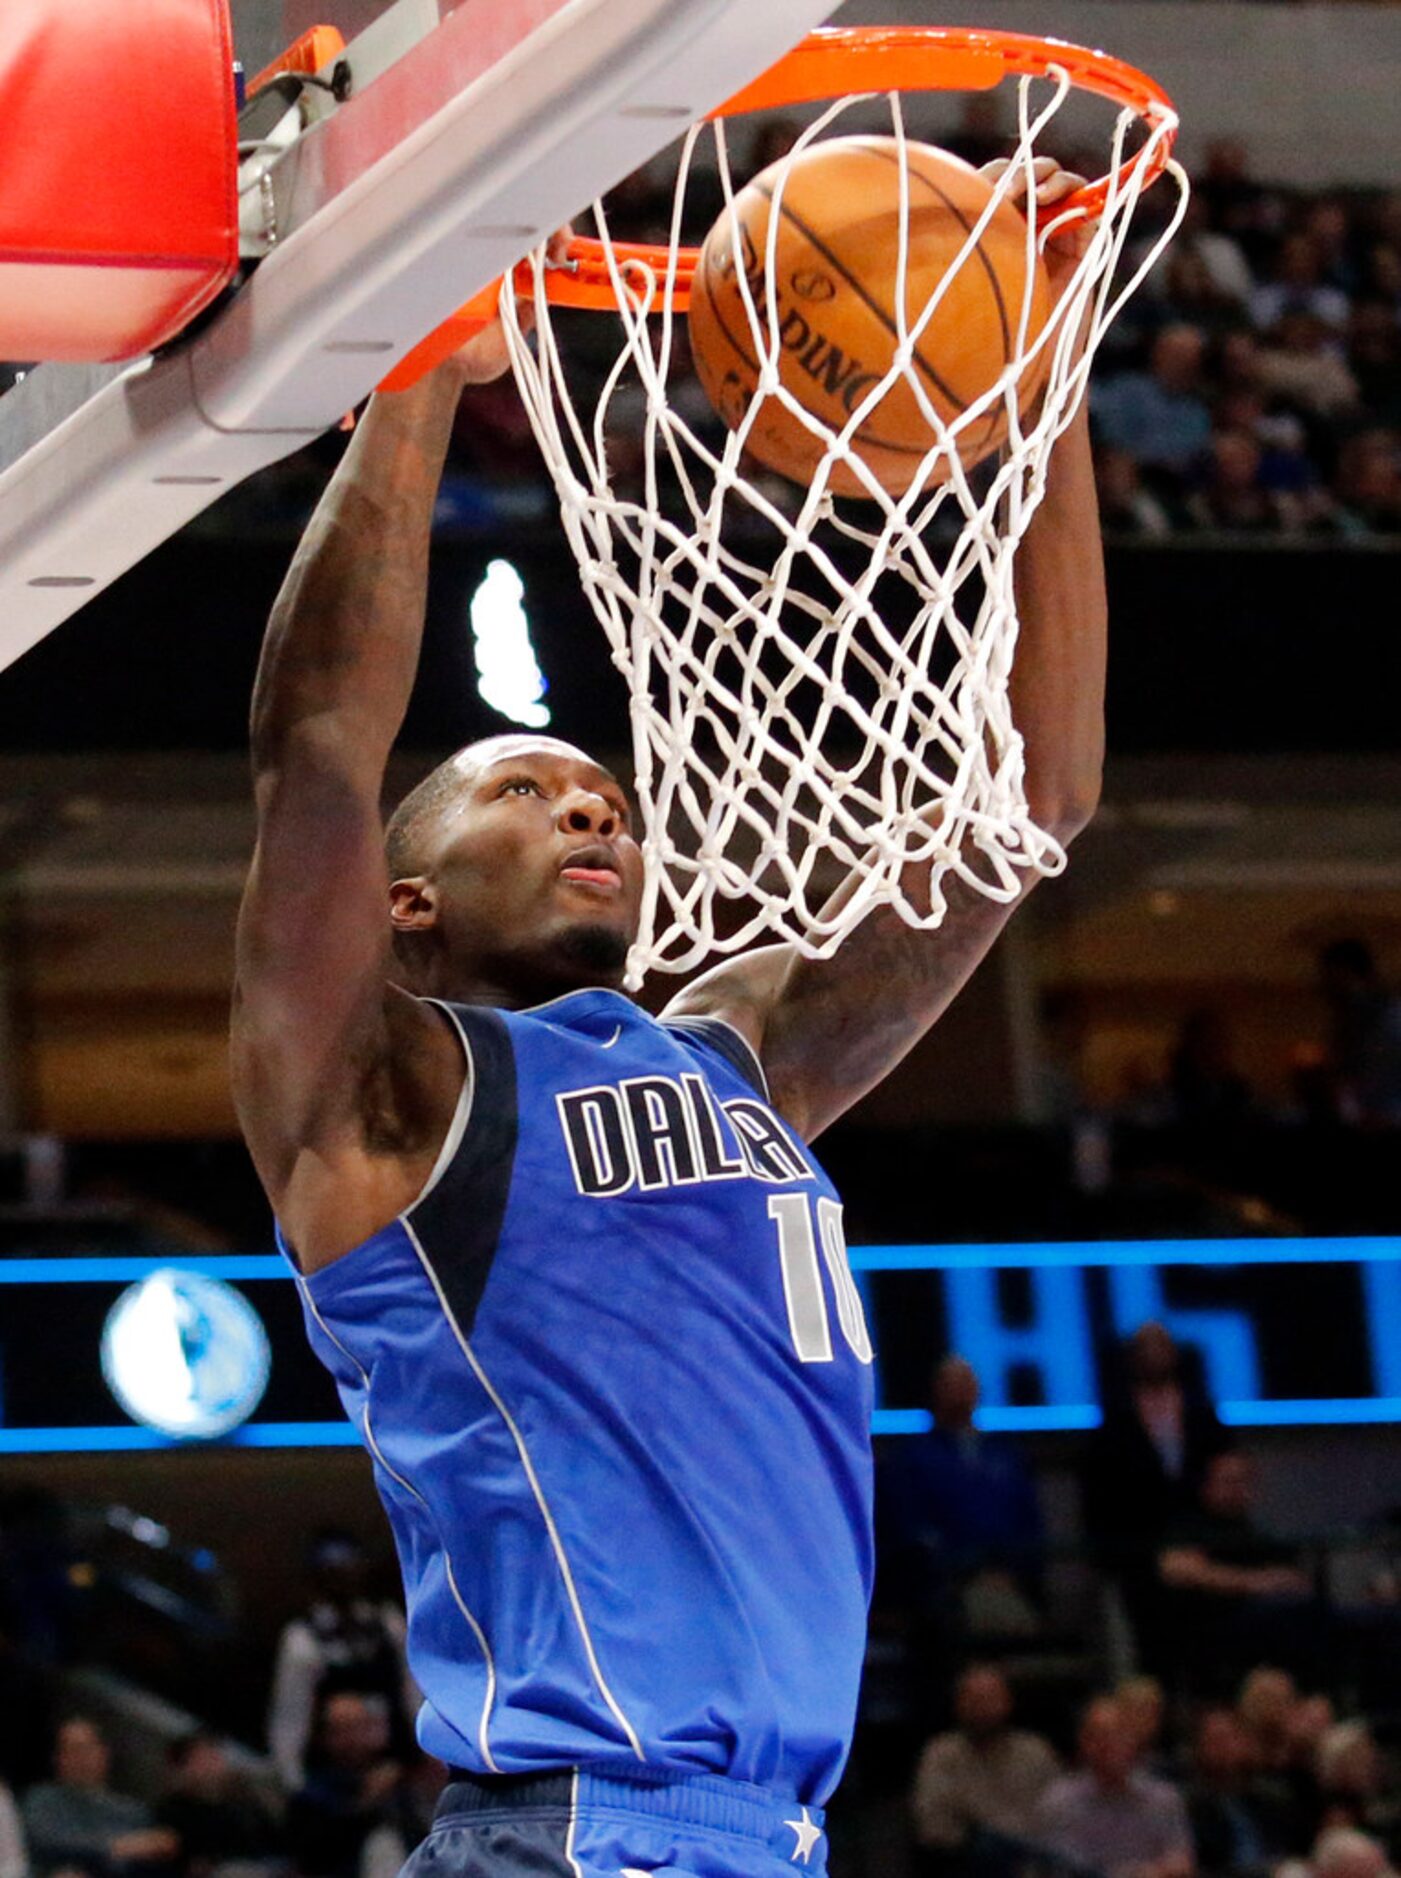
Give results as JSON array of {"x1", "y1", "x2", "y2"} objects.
[
  {"x1": 410, "y1": 1002, "x2": 477, "y2": 1209},
  {"x1": 401, "y1": 1216, "x2": 648, "y2": 1764},
  {"x1": 663, "y1": 1012, "x2": 771, "y2": 1102},
  {"x1": 565, "y1": 1767, "x2": 584, "y2": 1878},
  {"x1": 298, "y1": 1280, "x2": 500, "y2": 1773},
  {"x1": 600, "y1": 1025, "x2": 622, "y2": 1049}
]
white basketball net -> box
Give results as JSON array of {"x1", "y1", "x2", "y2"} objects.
[{"x1": 502, "y1": 68, "x2": 1186, "y2": 988}]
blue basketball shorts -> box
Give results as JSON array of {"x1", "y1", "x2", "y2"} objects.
[{"x1": 403, "y1": 1768, "x2": 830, "y2": 1878}]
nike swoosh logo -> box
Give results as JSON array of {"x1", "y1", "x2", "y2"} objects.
[{"x1": 601, "y1": 1025, "x2": 623, "y2": 1049}]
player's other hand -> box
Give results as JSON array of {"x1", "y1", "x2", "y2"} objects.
[
  {"x1": 980, "y1": 156, "x2": 1093, "y2": 293},
  {"x1": 451, "y1": 226, "x2": 574, "y2": 386}
]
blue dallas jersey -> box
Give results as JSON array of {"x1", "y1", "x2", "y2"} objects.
[{"x1": 281, "y1": 988, "x2": 874, "y2": 1805}]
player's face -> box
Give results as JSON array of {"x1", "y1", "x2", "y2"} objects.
[{"x1": 408, "y1": 737, "x2": 644, "y2": 997}]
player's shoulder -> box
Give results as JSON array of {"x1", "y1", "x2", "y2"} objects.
[
  {"x1": 662, "y1": 943, "x2": 790, "y2": 1083},
  {"x1": 660, "y1": 1008, "x2": 770, "y2": 1099}
]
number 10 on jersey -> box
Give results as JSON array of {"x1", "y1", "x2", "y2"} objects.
[{"x1": 768, "y1": 1195, "x2": 873, "y2": 1365}]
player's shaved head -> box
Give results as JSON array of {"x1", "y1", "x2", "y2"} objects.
[
  {"x1": 385, "y1": 735, "x2": 614, "y2": 881},
  {"x1": 383, "y1": 734, "x2": 642, "y2": 1004}
]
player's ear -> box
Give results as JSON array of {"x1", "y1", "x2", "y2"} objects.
[{"x1": 389, "y1": 876, "x2": 439, "y2": 932}]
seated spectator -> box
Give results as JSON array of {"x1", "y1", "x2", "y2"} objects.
[
  {"x1": 1303, "y1": 200, "x2": 1362, "y2": 298},
  {"x1": 1031, "y1": 1695, "x2": 1195, "y2": 1878},
  {"x1": 1082, "y1": 1324, "x2": 1228, "y2": 1674},
  {"x1": 22, "y1": 1718, "x2": 177, "y2": 1878},
  {"x1": 1215, "y1": 330, "x2": 1266, "y2": 400},
  {"x1": 1158, "y1": 249, "x2": 1249, "y2": 343},
  {"x1": 1318, "y1": 940, "x2": 1401, "y2": 1124},
  {"x1": 1092, "y1": 326, "x2": 1213, "y2": 486},
  {"x1": 1284, "y1": 1697, "x2": 1339, "y2": 1839},
  {"x1": 1195, "y1": 139, "x2": 1285, "y2": 271},
  {"x1": 1237, "y1": 1668, "x2": 1302, "y2": 1777},
  {"x1": 1141, "y1": 194, "x2": 1253, "y2": 311},
  {"x1": 267, "y1": 1532, "x2": 416, "y2": 1792},
  {"x1": 1303, "y1": 1828, "x2": 1398, "y2": 1878},
  {"x1": 1233, "y1": 1673, "x2": 1337, "y2": 1853},
  {"x1": 0, "y1": 1781, "x2": 24, "y2": 1878},
  {"x1": 880, "y1": 1356, "x2": 1046, "y2": 1633},
  {"x1": 1250, "y1": 235, "x2": 1350, "y2": 336},
  {"x1": 1332, "y1": 431, "x2": 1401, "y2": 539},
  {"x1": 1289, "y1": 1697, "x2": 1337, "y2": 1772},
  {"x1": 1311, "y1": 1722, "x2": 1399, "y2": 1854},
  {"x1": 1187, "y1": 1707, "x2": 1292, "y2": 1878},
  {"x1": 1159, "y1": 1454, "x2": 1318, "y2": 1688},
  {"x1": 154, "y1": 1735, "x2": 281, "y2": 1878},
  {"x1": 1095, "y1": 448, "x2": 1174, "y2": 537},
  {"x1": 284, "y1": 1695, "x2": 408, "y2": 1878},
  {"x1": 1361, "y1": 244, "x2": 1401, "y2": 322},
  {"x1": 1371, "y1": 192, "x2": 1401, "y2": 255},
  {"x1": 1185, "y1": 431, "x2": 1292, "y2": 533},
  {"x1": 1347, "y1": 305, "x2": 1401, "y2": 431},
  {"x1": 910, "y1": 1664, "x2": 1060, "y2": 1860},
  {"x1": 1257, "y1": 313, "x2": 1360, "y2": 422},
  {"x1": 1117, "y1": 1678, "x2": 1168, "y2": 1776}
]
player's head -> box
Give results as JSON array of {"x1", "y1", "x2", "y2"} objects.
[{"x1": 385, "y1": 734, "x2": 643, "y2": 1003}]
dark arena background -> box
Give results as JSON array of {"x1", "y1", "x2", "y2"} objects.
[{"x1": 2, "y1": 2, "x2": 1401, "y2": 1875}]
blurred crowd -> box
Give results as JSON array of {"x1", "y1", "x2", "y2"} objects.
[
  {"x1": 0, "y1": 1530, "x2": 442, "y2": 1878},
  {"x1": 879, "y1": 1327, "x2": 1401, "y2": 1878},
  {"x1": 908, "y1": 1661, "x2": 1401, "y2": 1878},
  {"x1": 1042, "y1": 937, "x2": 1401, "y2": 1164},
  {"x1": 1092, "y1": 139, "x2": 1401, "y2": 539},
  {"x1": 6, "y1": 1317, "x2": 1401, "y2": 1878},
  {"x1": 428, "y1": 130, "x2": 1401, "y2": 541}
]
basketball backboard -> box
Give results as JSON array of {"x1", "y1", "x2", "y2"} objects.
[{"x1": 0, "y1": 0, "x2": 841, "y2": 677}]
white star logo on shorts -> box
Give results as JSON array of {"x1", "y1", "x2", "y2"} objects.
[{"x1": 783, "y1": 1806, "x2": 822, "y2": 1865}]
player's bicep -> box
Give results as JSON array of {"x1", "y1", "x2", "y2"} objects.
[{"x1": 231, "y1": 752, "x2": 398, "y2": 1172}]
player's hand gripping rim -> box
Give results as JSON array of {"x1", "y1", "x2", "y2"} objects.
[
  {"x1": 979, "y1": 155, "x2": 1094, "y2": 293},
  {"x1": 445, "y1": 226, "x2": 575, "y2": 388}
]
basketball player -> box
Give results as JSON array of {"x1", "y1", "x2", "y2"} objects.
[{"x1": 232, "y1": 164, "x2": 1104, "y2": 1878}]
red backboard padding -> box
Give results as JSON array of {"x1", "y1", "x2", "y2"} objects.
[{"x1": 0, "y1": 0, "x2": 239, "y2": 361}]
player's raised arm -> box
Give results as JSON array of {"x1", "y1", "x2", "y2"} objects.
[
  {"x1": 667, "y1": 164, "x2": 1106, "y2": 1140},
  {"x1": 231, "y1": 321, "x2": 520, "y2": 1263}
]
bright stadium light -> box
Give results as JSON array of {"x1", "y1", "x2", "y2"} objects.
[{"x1": 469, "y1": 559, "x2": 550, "y2": 728}]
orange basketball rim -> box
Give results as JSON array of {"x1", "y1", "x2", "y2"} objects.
[{"x1": 382, "y1": 24, "x2": 1179, "y2": 391}]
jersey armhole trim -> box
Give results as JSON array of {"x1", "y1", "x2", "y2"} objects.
[
  {"x1": 405, "y1": 998, "x2": 476, "y2": 1215},
  {"x1": 663, "y1": 1014, "x2": 770, "y2": 1102}
]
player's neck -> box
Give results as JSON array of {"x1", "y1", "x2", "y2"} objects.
[{"x1": 416, "y1": 955, "x2": 630, "y2": 1011}]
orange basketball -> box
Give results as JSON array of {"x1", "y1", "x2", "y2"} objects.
[{"x1": 688, "y1": 137, "x2": 1053, "y2": 499}]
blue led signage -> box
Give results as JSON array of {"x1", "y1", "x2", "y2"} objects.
[{"x1": 0, "y1": 1239, "x2": 1397, "y2": 1451}]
